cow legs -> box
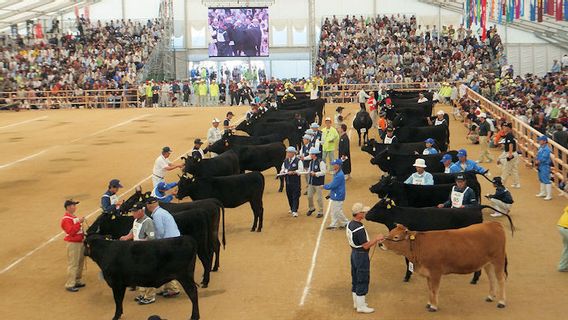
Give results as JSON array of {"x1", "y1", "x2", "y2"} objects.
[
  {"x1": 484, "y1": 263, "x2": 497, "y2": 303},
  {"x1": 403, "y1": 257, "x2": 413, "y2": 282},
  {"x1": 276, "y1": 166, "x2": 284, "y2": 193},
  {"x1": 494, "y1": 260, "x2": 507, "y2": 308},
  {"x1": 111, "y1": 285, "x2": 126, "y2": 320},
  {"x1": 357, "y1": 131, "x2": 362, "y2": 147},
  {"x1": 426, "y1": 273, "x2": 442, "y2": 312},
  {"x1": 197, "y1": 248, "x2": 213, "y2": 288},
  {"x1": 212, "y1": 238, "x2": 221, "y2": 272},
  {"x1": 178, "y1": 271, "x2": 200, "y2": 319},
  {"x1": 470, "y1": 270, "x2": 482, "y2": 284},
  {"x1": 250, "y1": 199, "x2": 264, "y2": 232}
]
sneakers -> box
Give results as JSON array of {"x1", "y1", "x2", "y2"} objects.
[
  {"x1": 292, "y1": 212, "x2": 298, "y2": 217},
  {"x1": 490, "y1": 212, "x2": 503, "y2": 217},
  {"x1": 161, "y1": 291, "x2": 180, "y2": 298},
  {"x1": 316, "y1": 213, "x2": 323, "y2": 218},
  {"x1": 74, "y1": 283, "x2": 86, "y2": 288},
  {"x1": 326, "y1": 226, "x2": 337, "y2": 230},
  {"x1": 134, "y1": 295, "x2": 143, "y2": 302},
  {"x1": 65, "y1": 287, "x2": 79, "y2": 293},
  {"x1": 306, "y1": 209, "x2": 315, "y2": 216},
  {"x1": 138, "y1": 297, "x2": 156, "y2": 305},
  {"x1": 511, "y1": 184, "x2": 521, "y2": 189}
]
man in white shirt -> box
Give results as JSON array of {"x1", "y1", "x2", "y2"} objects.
[
  {"x1": 358, "y1": 89, "x2": 370, "y2": 110},
  {"x1": 417, "y1": 93, "x2": 428, "y2": 103},
  {"x1": 404, "y1": 158, "x2": 434, "y2": 185},
  {"x1": 207, "y1": 118, "x2": 223, "y2": 157},
  {"x1": 152, "y1": 146, "x2": 183, "y2": 188}
]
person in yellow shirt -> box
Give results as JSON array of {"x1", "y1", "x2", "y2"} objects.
[
  {"x1": 197, "y1": 80, "x2": 208, "y2": 107},
  {"x1": 321, "y1": 117, "x2": 339, "y2": 167},
  {"x1": 209, "y1": 80, "x2": 220, "y2": 106},
  {"x1": 557, "y1": 206, "x2": 568, "y2": 272}
]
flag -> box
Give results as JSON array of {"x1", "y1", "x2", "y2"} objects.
[
  {"x1": 481, "y1": 0, "x2": 487, "y2": 41},
  {"x1": 538, "y1": 0, "x2": 544, "y2": 21},
  {"x1": 490, "y1": 0, "x2": 496, "y2": 18},
  {"x1": 515, "y1": 0, "x2": 521, "y2": 18},
  {"x1": 34, "y1": 22, "x2": 43, "y2": 39},
  {"x1": 556, "y1": 0, "x2": 563, "y2": 20},
  {"x1": 498, "y1": 0, "x2": 503, "y2": 23},
  {"x1": 521, "y1": 0, "x2": 525, "y2": 16},
  {"x1": 547, "y1": 0, "x2": 555, "y2": 14},
  {"x1": 565, "y1": 0, "x2": 568, "y2": 20},
  {"x1": 530, "y1": 0, "x2": 537, "y2": 20},
  {"x1": 466, "y1": 0, "x2": 471, "y2": 27}
]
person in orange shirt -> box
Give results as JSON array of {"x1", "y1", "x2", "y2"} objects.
[
  {"x1": 60, "y1": 199, "x2": 86, "y2": 292},
  {"x1": 377, "y1": 112, "x2": 388, "y2": 141}
]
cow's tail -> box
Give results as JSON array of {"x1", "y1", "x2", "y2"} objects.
[
  {"x1": 221, "y1": 203, "x2": 226, "y2": 248},
  {"x1": 476, "y1": 171, "x2": 494, "y2": 184},
  {"x1": 481, "y1": 205, "x2": 515, "y2": 236}
]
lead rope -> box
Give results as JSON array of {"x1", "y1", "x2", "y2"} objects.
[{"x1": 81, "y1": 220, "x2": 90, "y2": 274}]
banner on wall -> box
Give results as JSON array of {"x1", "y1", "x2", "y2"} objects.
[
  {"x1": 538, "y1": 0, "x2": 544, "y2": 21},
  {"x1": 498, "y1": 0, "x2": 503, "y2": 23},
  {"x1": 35, "y1": 22, "x2": 43, "y2": 39},
  {"x1": 547, "y1": 0, "x2": 555, "y2": 15},
  {"x1": 481, "y1": 0, "x2": 487, "y2": 41},
  {"x1": 556, "y1": 0, "x2": 563, "y2": 20},
  {"x1": 530, "y1": 0, "x2": 537, "y2": 20}
]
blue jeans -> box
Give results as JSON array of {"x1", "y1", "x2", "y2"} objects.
[{"x1": 351, "y1": 250, "x2": 370, "y2": 296}]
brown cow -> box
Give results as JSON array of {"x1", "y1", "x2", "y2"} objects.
[{"x1": 380, "y1": 222, "x2": 508, "y2": 312}]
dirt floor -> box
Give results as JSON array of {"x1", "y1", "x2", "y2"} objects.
[{"x1": 0, "y1": 103, "x2": 566, "y2": 320}]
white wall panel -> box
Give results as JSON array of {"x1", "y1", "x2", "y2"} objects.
[
  {"x1": 533, "y1": 45, "x2": 548, "y2": 75},
  {"x1": 519, "y1": 45, "x2": 534, "y2": 75}
]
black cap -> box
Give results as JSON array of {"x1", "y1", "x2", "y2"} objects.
[
  {"x1": 145, "y1": 196, "x2": 158, "y2": 204},
  {"x1": 227, "y1": 111, "x2": 234, "y2": 116},
  {"x1": 128, "y1": 201, "x2": 146, "y2": 212},
  {"x1": 162, "y1": 146, "x2": 172, "y2": 153},
  {"x1": 492, "y1": 177, "x2": 503, "y2": 185},
  {"x1": 194, "y1": 138, "x2": 203, "y2": 145},
  {"x1": 109, "y1": 179, "x2": 123, "y2": 188},
  {"x1": 336, "y1": 106, "x2": 344, "y2": 112},
  {"x1": 455, "y1": 174, "x2": 466, "y2": 181},
  {"x1": 64, "y1": 199, "x2": 79, "y2": 208},
  {"x1": 503, "y1": 122, "x2": 512, "y2": 128}
]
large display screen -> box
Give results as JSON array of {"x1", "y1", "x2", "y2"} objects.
[{"x1": 208, "y1": 7, "x2": 269, "y2": 57}]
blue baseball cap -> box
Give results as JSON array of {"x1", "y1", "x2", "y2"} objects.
[
  {"x1": 302, "y1": 134, "x2": 312, "y2": 140},
  {"x1": 537, "y1": 135, "x2": 548, "y2": 142},
  {"x1": 309, "y1": 147, "x2": 320, "y2": 154},
  {"x1": 440, "y1": 154, "x2": 453, "y2": 163},
  {"x1": 331, "y1": 159, "x2": 343, "y2": 166},
  {"x1": 424, "y1": 138, "x2": 435, "y2": 144},
  {"x1": 305, "y1": 129, "x2": 314, "y2": 135},
  {"x1": 157, "y1": 182, "x2": 167, "y2": 190},
  {"x1": 286, "y1": 146, "x2": 297, "y2": 153},
  {"x1": 310, "y1": 123, "x2": 320, "y2": 129},
  {"x1": 457, "y1": 149, "x2": 467, "y2": 158},
  {"x1": 109, "y1": 179, "x2": 123, "y2": 188}
]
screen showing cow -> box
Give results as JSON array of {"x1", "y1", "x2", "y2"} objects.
[{"x1": 208, "y1": 7, "x2": 269, "y2": 57}]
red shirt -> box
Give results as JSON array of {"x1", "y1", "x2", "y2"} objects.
[{"x1": 61, "y1": 212, "x2": 84, "y2": 242}]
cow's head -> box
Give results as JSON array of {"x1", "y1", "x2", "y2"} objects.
[
  {"x1": 115, "y1": 187, "x2": 145, "y2": 215},
  {"x1": 391, "y1": 113, "x2": 404, "y2": 127},
  {"x1": 207, "y1": 138, "x2": 228, "y2": 155},
  {"x1": 176, "y1": 173, "x2": 197, "y2": 200},
  {"x1": 380, "y1": 224, "x2": 416, "y2": 251},
  {"x1": 86, "y1": 212, "x2": 134, "y2": 240},
  {"x1": 361, "y1": 138, "x2": 376, "y2": 155},
  {"x1": 183, "y1": 155, "x2": 202, "y2": 174},
  {"x1": 369, "y1": 175, "x2": 394, "y2": 197},
  {"x1": 365, "y1": 197, "x2": 397, "y2": 224}
]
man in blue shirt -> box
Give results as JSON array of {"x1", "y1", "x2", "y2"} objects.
[
  {"x1": 404, "y1": 158, "x2": 434, "y2": 185},
  {"x1": 152, "y1": 182, "x2": 178, "y2": 203},
  {"x1": 145, "y1": 196, "x2": 181, "y2": 297},
  {"x1": 535, "y1": 135, "x2": 553, "y2": 200},
  {"x1": 101, "y1": 179, "x2": 123, "y2": 213},
  {"x1": 422, "y1": 138, "x2": 438, "y2": 155},
  {"x1": 449, "y1": 149, "x2": 488, "y2": 174},
  {"x1": 324, "y1": 159, "x2": 349, "y2": 230}
]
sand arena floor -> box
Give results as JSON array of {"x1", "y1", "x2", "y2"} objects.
[{"x1": 0, "y1": 103, "x2": 566, "y2": 320}]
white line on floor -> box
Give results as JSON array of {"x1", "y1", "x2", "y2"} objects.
[
  {"x1": 299, "y1": 199, "x2": 332, "y2": 306},
  {"x1": 0, "y1": 148, "x2": 192, "y2": 275},
  {"x1": 0, "y1": 116, "x2": 48, "y2": 130},
  {"x1": 69, "y1": 114, "x2": 150, "y2": 143},
  {"x1": 0, "y1": 149, "x2": 50, "y2": 170}
]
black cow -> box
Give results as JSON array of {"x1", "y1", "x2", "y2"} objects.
[
  {"x1": 391, "y1": 109, "x2": 429, "y2": 127},
  {"x1": 370, "y1": 150, "x2": 458, "y2": 177},
  {"x1": 361, "y1": 139, "x2": 428, "y2": 158},
  {"x1": 183, "y1": 150, "x2": 240, "y2": 178},
  {"x1": 366, "y1": 198, "x2": 485, "y2": 284},
  {"x1": 245, "y1": 108, "x2": 317, "y2": 126},
  {"x1": 277, "y1": 98, "x2": 325, "y2": 123},
  {"x1": 236, "y1": 120, "x2": 301, "y2": 148},
  {"x1": 85, "y1": 235, "x2": 199, "y2": 320},
  {"x1": 210, "y1": 132, "x2": 284, "y2": 147},
  {"x1": 352, "y1": 109, "x2": 373, "y2": 146},
  {"x1": 394, "y1": 125, "x2": 449, "y2": 149},
  {"x1": 87, "y1": 206, "x2": 218, "y2": 288},
  {"x1": 369, "y1": 174, "x2": 457, "y2": 207},
  {"x1": 177, "y1": 171, "x2": 265, "y2": 232}
]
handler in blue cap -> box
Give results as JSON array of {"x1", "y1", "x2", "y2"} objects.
[
  {"x1": 422, "y1": 138, "x2": 438, "y2": 155},
  {"x1": 535, "y1": 135, "x2": 553, "y2": 200},
  {"x1": 324, "y1": 158, "x2": 349, "y2": 230},
  {"x1": 440, "y1": 153, "x2": 453, "y2": 173},
  {"x1": 101, "y1": 179, "x2": 123, "y2": 213},
  {"x1": 280, "y1": 146, "x2": 304, "y2": 217},
  {"x1": 449, "y1": 149, "x2": 488, "y2": 174}
]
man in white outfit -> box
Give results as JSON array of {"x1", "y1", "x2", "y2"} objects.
[
  {"x1": 207, "y1": 118, "x2": 223, "y2": 157},
  {"x1": 152, "y1": 146, "x2": 183, "y2": 188}
]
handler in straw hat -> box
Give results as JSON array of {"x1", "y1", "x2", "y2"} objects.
[
  {"x1": 404, "y1": 158, "x2": 434, "y2": 185},
  {"x1": 346, "y1": 202, "x2": 385, "y2": 314}
]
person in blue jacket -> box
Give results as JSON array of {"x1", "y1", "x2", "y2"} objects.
[
  {"x1": 535, "y1": 135, "x2": 553, "y2": 200},
  {"x1": 422, "y1": 138, "x2": 439, "y2": 155},
  {"x1": 449, "y1": 149, "x2": 488, "y2": 174},
  {"x1": 324, "y1": 159, "x2": 349, "y2": 230},
  {"x1": 152, "y1": 181, "x2": 178, "y2": 203}
]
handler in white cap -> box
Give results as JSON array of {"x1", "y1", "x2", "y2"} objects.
[
  {"x1": 428, "y1": 110, "x2": 448, "y2": 126},
  {"x1": 306, "y1": 147, "x2": 326, "y2": 218},
  {"x1": 207, "y1": 118, "x2": 223, "y2": 157},
  {"x1": 404, "y1": 158, "x2": 434, "y2": 185},
  {"x1": 280, "y1": 146, "x2": 304, "y2": 217}
]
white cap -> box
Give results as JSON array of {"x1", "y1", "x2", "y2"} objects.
[
  {"x1": 413, "y1": 158, "x2": 427, "y2": 168},
  {"x1": 325, "y1": 117, "x2": 332, "y2": 122},
  {"x1": 351, "y1": 202, "x2": 371, "y2": 215},
  {"x1": 212, "y1": 118, "x2": 220, "y2": 123},
  {"x1": 436, "y1": 110, "x2": 445, "y2": 115},
  {"x1": 478, "y1": 113, "x2": 487, "y2": 118}
]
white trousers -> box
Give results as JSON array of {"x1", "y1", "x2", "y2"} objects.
[
  {"x1": 499, "y1": 152, "x2": 520, "y2": 185},
  {"x1": 490, "y1": 198, "x2": 512, "y2": 214},
  {"x1": 329, "y1": 200, "x2": 349, "y2": 227},
  {"x1": 152, "y1": 175, "x2": 164, "y2": 189}
]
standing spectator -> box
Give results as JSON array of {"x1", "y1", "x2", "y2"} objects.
[
  {"x1": 557, "y1": 205, "x2": 568, "y2": 272},
  {"x1": 497, "y1": 123, "x2": 520, "y2": 188},
  {"x1": 306, "y1": 147, "x2": 325, "y2": 218},
  {"x1": 145, "y1": 197, "x2": 181, "y2": 297},
  {"x1": 219, "y1": 80, "x2": 227, "y2": 104},
  {"x1": 338, "y1": 124, "x2": 351, "y2": 180},
  {"x1": 321, "y1": 117, "x2": 339, "y2": 167},
  {"x1": 562, "y1": 54, "x2": 568, "y2": 70},
  {"x1": 60, "y1": 200, "x2": 86, "y2": 292},
  {"x1": 229, "y1": 81, "x2": 239, "y2": 106},
  {"x1": 485, "y1": 177, "x2": 514, "y2": 217},
  {"x1": 324, "y1": 159, "x2": 349, "y2": 230},
  {"x1": 197, "y1": 80, "x2": 208, "y2": 106},
  {"x1": 477, "y1": 113, "x2": 494, "y2": 163},
  {"x1": 346, "y1": 202, "x2": 384, "y2": 314},
  {"x1": 551, "y1": 59, "x2": 561, "y2": 73},
  {"x1": 535, "y1": 136, "x2": 553, "y2": 200},
  {"x1": 152, "y1": 146, "x2": 183, "y2": 188},
  {"x1": 182, "y1": 81, "x2": 191, "y2": 107},
  {"x1": 358, "y1": 89, "x2": 370, "y2": 111},
  {"x1": 280, "y1": 146, "x2": 303, "y2": 217},
  {"x1": 101, "y1": 179, "x2": 124, "y2": 213},
  {"x1": 209, "y1": 80, "x2": 220, "y2": 105},
  {"x1": 119, "y1": 202, "x2": 157, "y2": 305},
  {"x1": 553, "y1": 124, "x2": 568, "y2": 149}
]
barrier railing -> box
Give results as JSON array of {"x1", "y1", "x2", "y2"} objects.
[
  {"x1": 0, "y1": 89, "x2": 140, "y2": 109},
  {"x1": 466, "y1": 88, "x2": 568, "y2": 189},
  {"x1": 319, "y1": 82, "x2": 442, "y2": 103}
]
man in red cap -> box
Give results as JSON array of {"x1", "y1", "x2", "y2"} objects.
[{"x1": 60, "y1": 200, "x2": 86, "y2": 292}]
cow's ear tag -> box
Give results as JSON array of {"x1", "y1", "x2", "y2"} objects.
[
  {"x1": 386, "y1": 204, "x2": 391, "y2": 209},
  {"x1": 111, "y1": 215, "x2": 116, "y2": 220},
  {"x1": 410, "y1": 234, "x2": 415, "y2": 240}
]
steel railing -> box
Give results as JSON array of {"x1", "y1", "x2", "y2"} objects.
[{"x1": 0, "y1": 88, "x2": 141, "y2": 109}]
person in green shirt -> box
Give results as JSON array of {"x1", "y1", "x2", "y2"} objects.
[
  {"x1": 209, "y1": 80, "x2": 220, "y2": 106},
  {"x1": 197, "y1": 80, "x2": 208, "y2": 107},
  {"x1": 321, "y1": 117, "x2": 340, "y2": 167}
]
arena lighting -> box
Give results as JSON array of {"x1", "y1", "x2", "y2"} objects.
[{"x1": 201, "y1": 0, "x2": 275, "y2": 7}]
